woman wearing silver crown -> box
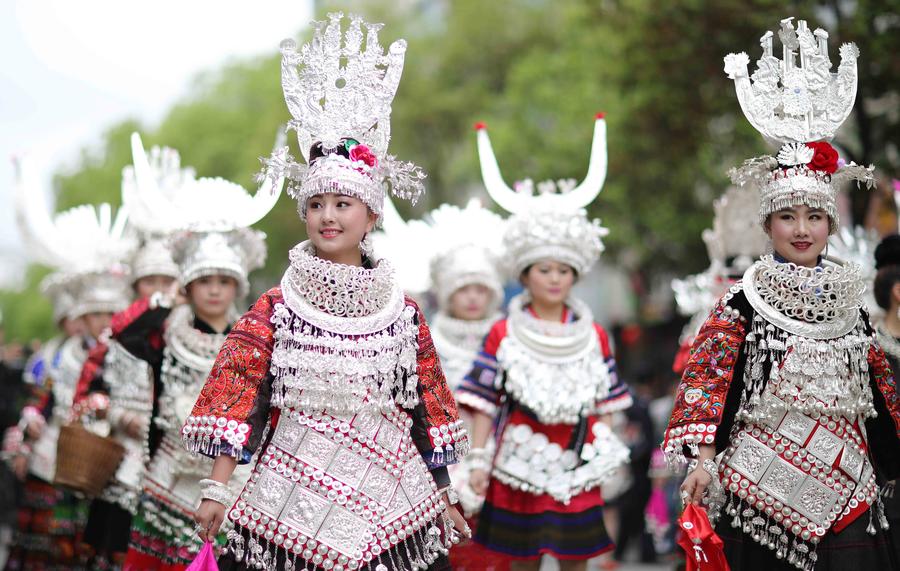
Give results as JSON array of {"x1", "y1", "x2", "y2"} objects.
[
  {"x1": 185, "y1": 14, "x2": 468, "y2": 571},
  {"x1": 456, "y1": 117, "x2": 632, "y2": 569},
  {"x1": 106, "y1": 134, "x2": 275, "y2": 570},
  {"x1": 665, "y1": 18, "x2": 900, "y2": 570}
]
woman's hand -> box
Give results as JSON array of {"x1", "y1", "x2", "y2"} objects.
[
  {"x1": 12, "y1": 454, "x2": 28, "y2": 481},
  {"x1": 122, "y1": 415, "x2": 147, "y2": 439},
  {"x1": 469, "y1": 468, "x2": 489, "y2": 495},
  {"x1": 25, "y1": 418, "x2": 44, "y2": 440},
  {"x1": 441, "y1": 496, "x2": 471, "y2": 539},
  {"x1": 680, "y1": 463, "x2": 713, "y2": 506},
  {"x1": 194, "y1": 499, "x2": 227, "y2": 542}
]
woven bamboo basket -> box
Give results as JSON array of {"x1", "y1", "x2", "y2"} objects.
[{"x1": 54, "y1": 424, "x2": 125, "y2": 497}]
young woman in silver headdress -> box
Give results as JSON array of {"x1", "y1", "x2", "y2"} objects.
[
  {"x1": 70, "y1": 144, "x2": 186, "y2": 571},
  {"x1": 666, "y1": 19, "x2": 900, "y2": 570},
  {"x1": 105, "y1": 134, "x2": 276, "y2": 570},
  {"x1": 456, "y1": 117, "x2": 632, "y2": 570},
  {"x1": 374, "y1": 199, "x2": 509, "y2": 568},
  {"x1": 4, "y1": 174, "x2": 134, "y2": 570},
  {"x1": 185, "y1": 15, "x2": 469, "y2": 571}
]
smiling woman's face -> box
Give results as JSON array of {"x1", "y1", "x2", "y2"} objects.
[
  {"x1": 305, "y1": 193, "x2": 377, "y2": 263},
  {"x1": 766, "y1": 204, "x2": 829, "y2": 267}
]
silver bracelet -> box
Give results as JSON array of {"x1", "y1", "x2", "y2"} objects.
[
  {"x1": 199, "y1": 478, "x2": 234, "y2": 508},
  {"x1": 466, "y1": 447, "x2": 491, "y2": 471},
  {"x1": 691, "y1": 458, "x2": 718, "y2": 479},
  {"x1": 440, "y1": 486, "x2": 460, "y2": 506}
]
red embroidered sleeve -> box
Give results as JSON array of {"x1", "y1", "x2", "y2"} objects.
[
  {"x1": 70, "y1": 341, "x2": 109, "y2": 420},
  {"x1": 663, "y1": 299, "x2": 747, "y2": 464},
  {"x1": 869, "y1": 343, "x2": 900, "y2": 440},
  {"x1": 182, "y1": 287, "x2": 280, "y2": 460},
  {"x1": 110, "y1": 297, "x2": 150, "y2": 335},
  {"x1": 409, "y1": 297, "x2": 469, "y2": 462}
]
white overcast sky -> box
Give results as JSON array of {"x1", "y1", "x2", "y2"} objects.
[{"x1": 0, "y1": 0, "x2": 312, "y2": 284}]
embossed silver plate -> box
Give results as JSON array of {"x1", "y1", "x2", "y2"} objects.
[
  {"x1": 280, "y1": 485, "x2": 332, "y2": 537},
  {"x1": 327, "y1": 447, "x2": 372, "y2": 488},
  {"x1": 297, "y1": 430, "x2": 339, "y2": 470},
  {"x1": 246, "y1": 468, "x2": 294, "y2": 518},
  {"x1": 359, "y1": 464, "x2": 398, "y2": 506},
  {"x1": 271, "y1": 414, "x2": 309, "y2": 455},
  {"x1": 727, "y1": 435, "x2": 776, "y2": 483},
  {"x1": 759, "y1": 457, "x2": 807, "y2": 504},
  {"x1": 316, "y1": 505, "x2": 370, "y2": 556},
  {"x1": 806, "y1": 427, "x2": 844, "y2": 466},
  {"x1": 777, "y1": 412, "x2": 817, "y2": 446},
  {"x1": 791, "y1": 477, "x2": 840, "y2": 527},
  {"x1": 838, "y1": 446, "x2": 864, "y2": 482}
]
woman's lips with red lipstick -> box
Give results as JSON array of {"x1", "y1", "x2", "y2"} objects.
[
  {"x1": 792, "y1": 241, "x2": 812, "y2": 251},
  {"x1": 320, "y1": 228, "x2": 342, "y2": 239}
]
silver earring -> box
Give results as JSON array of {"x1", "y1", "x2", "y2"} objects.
[{"x1": 359, "y1": 233, "x2": 373, "y2": 257}]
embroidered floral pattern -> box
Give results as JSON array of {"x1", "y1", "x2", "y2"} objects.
[
  {"x1": 184, "y1": 288, "x2": 279, "y2": 458},
  {"x1": 413, "y1": 302, "x2": 468, "y2": 458},
  {"x1": 664, "y1": 298, "x2": 747, "y2": 463},
  {"x1": 869, "y1": 343, "x2": 900, "y2": 441}
]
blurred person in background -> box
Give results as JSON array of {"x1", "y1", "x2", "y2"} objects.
[{"x1": 458, "y1": 117, "x2": 632, "y2": 571}]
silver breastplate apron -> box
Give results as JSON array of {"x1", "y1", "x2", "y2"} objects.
[
  {"x1": 718, "y1": 263, "x2": 879, "y2": 571},
  {"x1": 489, "y1": 294, "x2": 628, "y2": 504},
  {"x1": 101, "y1": 339, "x2": 155, "y2": 512},
  {"x1": 145, "y1": 308, "x2": 247, "y2": 517},
  {"x1": 492, "y1": 420, "x2": 630, "y2": 505},
  {"x1": 226, "y1": 301, "x2": 449, "y2": 571}
]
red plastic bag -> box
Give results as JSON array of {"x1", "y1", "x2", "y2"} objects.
[
  {"x1": 677, "y1": 504, "x2": 730, "y2": 571},
  {"x1": 186, "y1": 542, "x2": 219, "y2": 571}
]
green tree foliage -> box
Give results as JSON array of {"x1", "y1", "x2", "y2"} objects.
[{"x1": 5, "y1": 0, "x2": 898, "y2": 341}]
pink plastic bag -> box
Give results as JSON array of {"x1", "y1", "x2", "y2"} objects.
[{"x1": 186, "y1": 542, "x2": 219, "y2": 571}]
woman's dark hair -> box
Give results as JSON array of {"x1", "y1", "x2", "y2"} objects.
[
  {"x1": 519, "y1": 263, "x2": 579, "y2": 283},
  {"x1": 873, "y1": 235, "x2": 900, "y2": 310},
  {"x1": 874, "y1": 266, "x2": 900, "y2": 310},
  {"x1": 308, "y1": 139, "x2": 352, "y2": 165}
]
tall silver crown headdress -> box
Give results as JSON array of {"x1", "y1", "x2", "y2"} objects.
[
  {"x1": 259, "y1": 13, "x2": 425, "y2": 222},
  {"x1": 128, "y1": 133, "x2": 276, "y2": 296},
  {"x1": 373, "y1": 198, "x2": 506, "y2": 311},
  {"x1": 724, "y1": 17, "x2": 875, "y2": 233},
  {"x1": 14, "y1": 157, "x2": 135, "y2": 319},
  {"x1": 476, "y1": 116, "x2": 609, "y2": 278}
]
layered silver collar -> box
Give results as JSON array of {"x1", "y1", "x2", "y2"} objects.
[
  {"x1": 164, "y1": 305, "x2": 229, "y2": 372},
  {"x1": 505, "y1": 293, "x2": 596, "y2": 362},
  {"x1": 743, "y1": 255, "x2": 863, "y2": 339},
  {"x1": 431, "y1": 311, "x2": 499, "y2": 355},
  {"x1": 280, "y1": 240, "x2": 405, "y2": 335}
]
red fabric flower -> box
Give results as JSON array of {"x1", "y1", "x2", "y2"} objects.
[
  {"x1": 349, "y1": 144, "x2": 378, "y2": 168},
  {"x1": 806, "y1": 141, "x2": 839, "y2": 174}
]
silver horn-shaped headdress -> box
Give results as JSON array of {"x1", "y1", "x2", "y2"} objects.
[
  {"x1": 127, "y1": 133, "x2": 281, "y2": 296},
  {"x1": 13, "y1": 157, "x2": 134, "y2": 319},
  {"x1": 476, "y1": 115, "x2": 609, "y2": 278},
  {"x1": 476, "y1": 115, "x2": 607, "y2": 214}
]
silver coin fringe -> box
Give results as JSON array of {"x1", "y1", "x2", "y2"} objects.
[
  {"x1": 225, "y1": 523, "x2": 450, "y2": 571},
  {"x1": 723, "y1": 491, "x2": 890, "y2": 571}
]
